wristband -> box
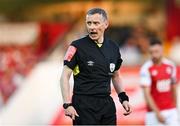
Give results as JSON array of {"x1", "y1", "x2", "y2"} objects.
[
  {"x1": 118, "y1": 92, "x2": 129, "y2": 104},
  {"x1": 63, "y1": 103, "x2": 73, "y2": 109}
]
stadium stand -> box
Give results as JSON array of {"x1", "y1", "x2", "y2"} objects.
[{"x1": 0, "y1": 22, "x2": 71, "y2": 107}]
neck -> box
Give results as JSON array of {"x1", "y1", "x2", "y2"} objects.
[
  {"x1": 153, "y1": 57, "x2": 162, "y2": 65},
  {"x1": 96, "y1": 36, "x2": 104, "y2": 44}
]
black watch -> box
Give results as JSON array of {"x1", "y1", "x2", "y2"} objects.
[{"x1": 63, "y1": 103, "x2": 73, "y2": 109}]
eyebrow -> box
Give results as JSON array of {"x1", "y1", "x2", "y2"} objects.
[{"x1": 86, "y1": 21, "x2": 100, "y2": 23}]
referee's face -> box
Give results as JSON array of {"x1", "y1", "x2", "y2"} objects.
[{"x1": 86, "y1": 13, "x2": 108, "y2": 42}]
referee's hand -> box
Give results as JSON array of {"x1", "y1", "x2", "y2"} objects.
[
  {"x1": 64, "y1": 106, "x2": 79, "y2": 120},
  {"x1": 122, "y1": 101, "x2": 132, "y2": 116}
]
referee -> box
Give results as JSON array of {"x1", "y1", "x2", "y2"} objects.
[{"x1": 60, "y1": 8, "x2": 131, "y2": 125}]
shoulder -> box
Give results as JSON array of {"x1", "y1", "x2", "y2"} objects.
[
  {"x1": 71, "y1": 36, "x2": 88, "y2": 45},
  {"x1": 71, "y1": 35, "x2": 89, "y2": 47},
  {"x1": 162, "y1": 58, "x2": 176, "y2": 67},
  {"x1": 106, "y1": 39, "x2": 120, "y2": 55},
  {"x1": 107, "y1": 39, "x2": 119, "y2": 49},
  {"x1": 141, "y1": 60, "x2": 153, "y2": 72},
  {"x1": 140, "y1": 60, "x2": 153, "y2": 86}
]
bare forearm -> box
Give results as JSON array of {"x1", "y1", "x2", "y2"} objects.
[
  {"x1": 143, "y1": 87, "x2": 160, "y2": 113},
  {"x1": 60, "y1": 66, "x2": 72, "y2": 103},
  {"x1": 112, "y1": 71, "x2": 131, "y2": 115},
  {"x1": 112, "y1": 71, "x2": 124, "y2": 94},
  {"x1": 60, "y1": 77, "x2": 71, "y2": 103},
  {"x1": 171, "y1": 84, "x2": 177, "y2": 107}
]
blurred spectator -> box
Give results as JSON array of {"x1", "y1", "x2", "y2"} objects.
[
  {"x1": 106, "y1": 26, "x2": 132, "y2": 47},
  {"x1": 0, "y1": 70, "x2": 17, "y2": 103},
  {"x1": 136, "y1": 35, "x2": 150, "y2": 64},
  {"x1": 120, "y1": 36, "x2": 141, "y2": 66},
  {"x1": 106, "y1": 24, "x2": 159, "y2": 66},
  {"x1": 0, "y1": 45, "x2": 38, "y2": 106},
  {"x1": 169, "y1": 36, "x2": 180, "y2": 65}
]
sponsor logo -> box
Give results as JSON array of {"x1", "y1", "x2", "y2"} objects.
[{"x1": 157, "y1": 79, "x2": 171, "y2": 92}]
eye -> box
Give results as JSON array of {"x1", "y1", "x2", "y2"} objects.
[
  {"x1": 94, "y1": 22, "x2": 99, "y2": 25},
  {"x1": 87, "y1": 22, "x2": 91, "y2": 25}
]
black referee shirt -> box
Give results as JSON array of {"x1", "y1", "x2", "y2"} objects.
[{"x1": 64, "y1": 35, "x2": 122, "y2": 96}]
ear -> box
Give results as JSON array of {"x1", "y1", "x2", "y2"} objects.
[{"x1": 104, "y1": 20, "x2": 109, "y2": 29}]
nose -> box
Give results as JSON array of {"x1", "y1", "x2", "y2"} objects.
[{"x1": 88, "y1": 24, "x2": 96, "y2": 30}]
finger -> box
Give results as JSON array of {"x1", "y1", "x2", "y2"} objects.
[
  {"x1": 124, "y1": 105, "x2": 129, "y2": 112},
  {"x1": 124, "y1": 109, "x2": 132, "y2": 115},
  {"x1": 68, "y1": 115, "x2": 72, "y2": 118},
  {"x1": 65, "y1": 113, "x2": 69, "y2": 116},
  {"x1": 123, "y1": 112, "x2": 129, "y2": 116},
  {"x1": 65, "y1": 110, "x2": 70, "y2": 116},
  {"x1": 127, "y1": 106, "x2": 130, "y2": 112},
  {"x1": 123, "y1": 111, "x2": 132, "y2": 116},
  {"x1": 126, "y1": 104, "x2": 131, "y2": 112},
  {"x1": 72, "y1": 114, "x2": 75, "y2": 120},
  {"x1": 75, "y1": 111, "x2": 79, "y2": 117},
  {"x1": 125, "y1": 106, "x2": 129, "y2": 112},
  {"x1": 65, "y1": 113, "x2": 72, "y2": 118}
]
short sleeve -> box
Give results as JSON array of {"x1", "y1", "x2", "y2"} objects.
[
  {"x1": 140, "y1": 65, "x2": 151, "y2": 87},
  {"x1": 115, "y1": 49, "x2": 123, "y2": 71},
  {"x1": 63, "y1": 45, "x2": 77, "y2": 70}
]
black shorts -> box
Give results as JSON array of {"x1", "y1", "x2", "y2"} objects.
[{"x1": 72, "y1": 94, "x2": 116, "y2": 125}]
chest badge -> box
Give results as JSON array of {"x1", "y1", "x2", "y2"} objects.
[
  {"x1": 152, "y1": 69, "x2": 158, "y2": 76},
  {"x1": 110, "y1": 63, "x2": 115, "y2": 72},
  {"x1": 166, "y1": 67, "x2": 172, "y2": 74}
]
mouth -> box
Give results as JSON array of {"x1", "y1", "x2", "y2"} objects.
[{"x1": 89, "y1": 32, "x2": 97, "y2": 35}]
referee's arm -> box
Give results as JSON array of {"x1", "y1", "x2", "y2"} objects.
[
  {"x1": 112, "y1": 70, "x2": 132, "y2": 116},
  {"x1": 60, "y1": 65, "x2": 79, "y2": 120},
  {"x1": 60, "y1": 65, "x2": 72, "y2": 103},
  {"x1": 112, "y1": 71, "x2": 124, "y2": 94}
]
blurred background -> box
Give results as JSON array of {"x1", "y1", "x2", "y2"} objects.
[{"x1": 0, "y1": 0, "x2": 180, "y2": 125}]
